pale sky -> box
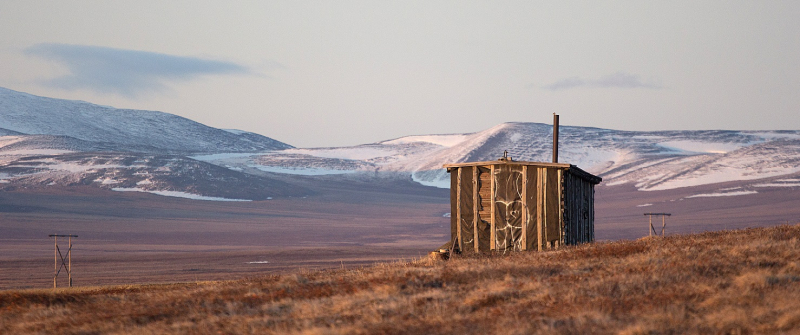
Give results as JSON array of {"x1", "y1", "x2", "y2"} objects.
[{"x1": 1, "y1": 1, "x2": 799, "y2": 147}]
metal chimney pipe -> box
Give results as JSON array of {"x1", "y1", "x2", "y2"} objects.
[{"x1": 553, "y1": 113, "x2": 559, "y2": 163}]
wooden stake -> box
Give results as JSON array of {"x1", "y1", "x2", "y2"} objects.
[
  {"x1": 537, "y1": 168, "x2": 544, "y2": 251},
  {"x1": 644, "y1": 213, "x2": 671, "y2": 238},
  {"x1": 490, "y1": 165, "x2": 496, "y2": 250},
  {"x1": 521, "y1": 165, "x2": 528, "y2": 251},
  {"x1": 558, "y1": 169, "x2": 563, "y2": 247},
  {"x1": 473, "y1": 166, "x2": 479, "y2": 253},
  {"x1": 68, "y1": 236, "x2": 73, "y2": 287},
  {"x1": 53, "y1": 235, "x2": 57, "y2": 289},
  {"x1": 456, "y1": 168, "x2": 462, "y2": 252},
  {"x1": 50, "y1": 234, "x2": 78, "y2": 289}
]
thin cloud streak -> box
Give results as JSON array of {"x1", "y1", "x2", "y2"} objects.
[
  {"x1": 543, "y1": 72, "x2": 662, "y2": 91},
  {"x1": 25, "y1": 43, "x2": 251, "y2": 98}
]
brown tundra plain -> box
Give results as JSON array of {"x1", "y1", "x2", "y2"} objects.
[{"x1": 2, "y1": 224, "x2": 800, "y2": 334}]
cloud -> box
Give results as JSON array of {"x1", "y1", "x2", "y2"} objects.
[
  {"x1": 543, "y1": 72, "x2": 661, "y2": 91},
  {"x1": 543, "y1": 77, "x2": 586, "y2": 90},
  {"x1": 25, "y1": 43, "x2": 251, "y2": 97}
]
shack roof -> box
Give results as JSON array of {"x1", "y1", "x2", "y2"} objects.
[{"x1": 443, "y1": 159, "x2": 602, "y2": 184}]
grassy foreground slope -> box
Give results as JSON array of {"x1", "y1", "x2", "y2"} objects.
[{"x1": 3, "y1": 224, "x2": 800, "y2": 334}]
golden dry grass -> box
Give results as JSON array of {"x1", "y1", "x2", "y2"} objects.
[{"x1": 3, "y1": 224, "x2": 800, "y2": 334}]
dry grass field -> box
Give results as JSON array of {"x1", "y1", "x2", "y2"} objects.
[
  {"x1": 0, "y1": 183, "x2": 451, "y2": 290},
  {"x1": 3, "y1": 224, "x2": 800, "y2": 334},
  {"x1": 3, "y1": 179, "x2": 799, "y2": 291}
]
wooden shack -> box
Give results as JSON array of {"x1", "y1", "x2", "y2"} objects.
[{"x1": 444, "y1": 156, "x2": 601, "y2": 253}]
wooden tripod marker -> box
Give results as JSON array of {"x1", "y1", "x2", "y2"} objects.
[
  {"x1": 49, "y1": 234, "x2": 78, "y2": 289},
  {"x1": 643, "y1": 213, "x2": 671, "y2": 237}
]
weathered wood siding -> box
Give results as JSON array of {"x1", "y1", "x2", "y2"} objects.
[
  {"x1": 476, "y1": 166, "x2": 491, "y2": 252},
  {"x1": 492, "y1": 164, "x2": 524, "y2": 251},
  {"x1": 457, "y1": 166, "x2": 475, "y2": 253},
  {"x1": 524, "y1": 166, "x2": 539, "y2": 251},
  {"x1": 563, "y1": 170, "x2": 595, "y2": 245},
  {"x1": 544, "y1": 167, "x2": 561, "y2": 248},
  {"x1": 447, "y1": 161, "x2": 599, "y2": 253},
  {"x1": 450, "y1": 169, "x2": 458, "y2": 247}
]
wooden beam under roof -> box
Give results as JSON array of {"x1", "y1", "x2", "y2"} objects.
[
  {"x1": 444, "y1": 160, "x2": 571, "y2": 169},
  {"x1": 444, "y1": 161, "x2": 602, "y2": 185}
]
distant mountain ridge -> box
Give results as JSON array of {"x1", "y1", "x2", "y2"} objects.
[
  {"x1": 0, "y1": 87, "x2": 292, "y2": 154},
  {"x1": 0, "y1": 87, "x2": 302, "y2": 200},
  {"x1": 2, "y1": 86, "x2": 800, "y2": 201},
  {"x1": 223, "y1": 122, "x2": 800, "y2": 193},
  {"x1": 392, "y1": 122, "x2": 800, "y2": 190}
]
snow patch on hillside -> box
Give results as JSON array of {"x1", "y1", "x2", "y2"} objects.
[
  {"x1": 753, "y1": 183, "x2": 800, "y2": 188},
  {"x1": 190, "y1": 152, "x2": 263, "y2": 161},
  {"x1": 10, "y1": 159, "x2": 147, "y2": 174},
  {"x1": 748, "y1": 132, "x2": 800, "y2": 140},
  {"x1": 657, "y1": 141, "x2": 750, "y2": 154},
  {"x1": 0, "y1": 149, "x2": 74, "y2": 156},
  {"x1": 383, "y1": 134, "x2": 469, "y2": 147},
  {"x1": 251, "y1": 165, "x2": 357, "y2": 176},
  {"x1": 286, "y1": 147, "x2": 397, "y2": 161},
  {"x1": 112, "y1": 188, "x2": 252, "y2": 201},
  {"x1": 412, "y1": 173, "x2": 450, "y2": 188},
  {"x1": 686, "y1": 191, "x2": 758, "y2": 198}
]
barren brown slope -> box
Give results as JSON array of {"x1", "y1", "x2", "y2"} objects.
[{"x1": 3, "y1": 224, "x2": 800, "y2": 334}]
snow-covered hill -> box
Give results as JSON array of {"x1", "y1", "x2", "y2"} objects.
[
  {"x1": 3, "y1": 86, "x2": 799, "y2": 200},
  {"x1": 0, "y1": 87, "x2": 301, "y2": 200},
  {"x1": 0, "y1": 87, "x2": 291, "y2": 153},
  {"x1": 224, "y1": 122, "x2": 800, "y2": 192},
  {"x1": 397, "y1": 123, "x2": 800, "y2": 190},
  {"x1": 0, "y1": 152, "x2": 307, "y2": 200}
]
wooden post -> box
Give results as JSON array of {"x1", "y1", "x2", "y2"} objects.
[
  {"x1": 557, "y1": 169, "x2": 563, "y2": 247},
  {"x1": 537, "y1": 168, "x2": 544, "y2": 251},
  {"x1": 490, "y1": 165, "x2": 496, "y2": 250},
  {"x1": 553, "y1": 114, "x2": 559, "y2": 164},
  {"x1": 456, "y1": 168, "x2": 462, "y2": 252},
  {"x1": 521, "y1": 165, "x2": 528, "y2": 251},
  {"x1": 68, "y1": 236, "x2": 73, "y2": 287},
  {"x1": 644, "y1": 213, "x2": 671, "y2": 237},
  {"x1": 50, "y1": 234, "x2": 78, "y2": 289},
  {"x1": 53, "y1": 235, "x2": 57, "y2": 288},
  {"x1": 473, "y1": 166, "x2": 479, "y2": 253}
]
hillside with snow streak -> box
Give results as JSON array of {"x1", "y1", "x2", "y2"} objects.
[
  {"x1": 0, "y1": 87, "x2": 303, "y2": 200},
  {"x1": 399, "y1": 123, "x2": 800, "y2": 190},
  {"x1": 0, "y1": 87, "x2": 291, "y2": 154},
  {"x1": 3, "y1": 86, "x2": 800, "y2": 198},
  {"x1": 230, "y1": 122, "x2": 800, "y2": 192}
]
